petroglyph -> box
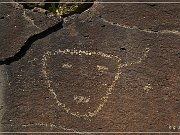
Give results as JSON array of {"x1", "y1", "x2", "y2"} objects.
[
  {"x1": 122, "y1": 48, "x2": 150, "y2": 68},
  {"x1": 23, "y1": 10, "x2": 40, "y2": 29},
  {"x1": 42, "y1": 48, "x2": 121, "y2": 120},
  {"x1": 97, "y1": 65, "x2": 108, "y2": 73},
  {"x1": 42, "y1": 48, "x2": 150, "y2": 121},
  {"x1": 144, "y1": 83, "x2": 153, "y2": 93},
  {"x1": 9, "y1": 122, "x2": 78, "y2": 133},
  {"x1": 101, "y1": 18, "x2": 180, "y2": 37},
  {"x1": 74, "y1": 95, "x2": 90, "y2": 104},
  {"x1": 62, "y1": 63, "x2": 73, "y2": 69}
]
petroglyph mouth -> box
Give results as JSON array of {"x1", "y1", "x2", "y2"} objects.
[{"x1": 74, "y1": 95, "x2": 90, "y2": 104}]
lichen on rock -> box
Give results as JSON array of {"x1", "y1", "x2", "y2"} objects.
[{"x1": 14, "y1": 0, "x2": 94, "y2": 17}]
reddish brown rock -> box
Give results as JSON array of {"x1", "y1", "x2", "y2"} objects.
[
  {"x1": 0, "y1": 0, "x2": 180, "y2": 133},
  {"x1": 0, "y1": 2, "x2": 62, "y2": 61}
]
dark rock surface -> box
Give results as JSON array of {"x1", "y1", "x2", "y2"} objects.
[
  {"x1": 0, "y1": 2, "x2": 62, "y2": 61},
  {"x1": 0, "y1": 0, "x2": 180, "y2": 133},
  {"x1": 101, "y1": 3, "x2": 180, "y2": 32}
]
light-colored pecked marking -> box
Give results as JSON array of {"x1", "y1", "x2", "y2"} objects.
[
  {"x1": 97, "y1": 65, "x2": 109, "y2": 72},
  {"x1": 9, "y1": 122, "x2": 81, "y2": 133},
  {"x1": 62, "y1": 63, "x2": 73, "y2": 69},
  {"x1": 121, "y1": 48, "x2": 150, "y2": 68},
  {"x1": 42, "y1": 48, "x2": 150, "y2": 121},
  {"x1": 101, "y1": 18, "x2": 180, "y2": 36},
  {"x1": 22, "y1": 10, "x2": 40, "y2": 29},
  {"x1": 74, "y1": 95, "x2": 90, "y2": 104},
  {"x1": 144, "y1": 83, "x2": 153, "y2": 93}
]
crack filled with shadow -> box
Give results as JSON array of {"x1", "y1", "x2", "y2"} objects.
[
  {"x1": 0, "y1": 21, "x2": 63, "y2": 65},
  {"x1": 0, "y1": 0, "x2": 95, "y2": 65}
]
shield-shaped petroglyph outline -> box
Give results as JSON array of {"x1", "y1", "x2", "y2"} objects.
[{"x1": 42, "y1": 48, "x2": 150, "y2": 120}]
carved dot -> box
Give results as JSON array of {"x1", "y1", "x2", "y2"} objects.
[
  {"x1": 120, "y1": 48, "x2": 126, "y2": 51},
  {"x1": 45, "y1": 97, "x2": 49, "y2": 100},
  {"x1": 101, "y1": 25, "x2": 106, "y2": 28},
  {"x1": 84, "y1": 35, "x2": 89, "y2": 38}
]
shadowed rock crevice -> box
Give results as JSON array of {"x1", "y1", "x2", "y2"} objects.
[
  {"x1": 0, "y1": 21, "x2": 63, "y2": 65},
  {"x1": 0, "y1": 1, "x2": 94, "y2": 65}
]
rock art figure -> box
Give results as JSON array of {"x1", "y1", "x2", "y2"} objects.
[{"x1": 42, "y1": 48, "x2": 150, "y2": 121}]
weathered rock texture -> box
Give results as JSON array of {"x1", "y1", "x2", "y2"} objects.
[
  {"x1": 0, "y1": 0, "x2": 180, "y2": 133},
  {"x1": 0, "y1": 2, "x2": 62, "y2": 61}
]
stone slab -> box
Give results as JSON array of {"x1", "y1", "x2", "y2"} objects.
[
  {"x1": 0, "y1": 1, "x2": 180, "y2": 133},
  {"x1": 0, "y1": 2, "x2": 62, "y2": 61}
]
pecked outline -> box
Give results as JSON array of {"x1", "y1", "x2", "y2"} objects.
[{"x1": 42, "y1": 48, "x2": 122, "y2": 120}]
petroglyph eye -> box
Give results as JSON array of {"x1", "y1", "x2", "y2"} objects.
[
  {"x1": 62, "y1": 63, "x2": 72, "y2": 69},
  {"x1": 97, "y1": 65, "x2": 108, "y2": 73}
]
